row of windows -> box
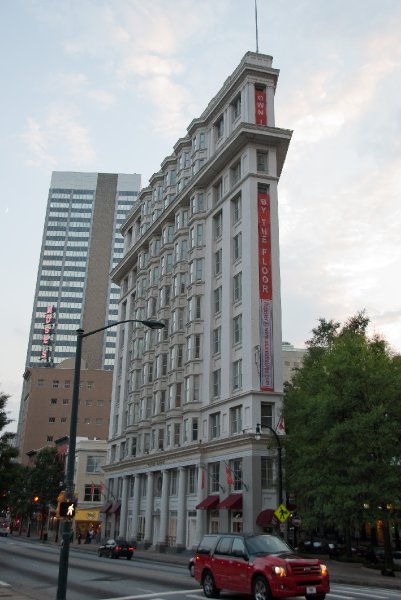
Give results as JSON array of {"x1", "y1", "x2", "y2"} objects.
[
  {"x1": 38, "y1": 379, "x2": 96, "y2": 389},
  {"x1": 48, "y1": 416, "x2": 104, "y2": 425}
]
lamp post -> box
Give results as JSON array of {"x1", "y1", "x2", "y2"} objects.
[
  {"x1": 255, "y1": 423, "x2": 283, "y2": 507},
  {"x1": 56, "y1": 318, "x2": 164, "y2": 600}
]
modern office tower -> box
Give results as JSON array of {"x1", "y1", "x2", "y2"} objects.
[
  {"x1": 17, "y1": 172, "x2": 141, "y2": 453},
  {"x1": 102, "y1": 52, "x2": 292, "y2": 549}
]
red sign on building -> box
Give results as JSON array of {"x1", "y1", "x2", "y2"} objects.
[
  {"x1": 258, "y1": 191, "x2": 273, "y2": 391},
  {"x1": 255, "y1": 87, "x2": 267, "y2": 126}
]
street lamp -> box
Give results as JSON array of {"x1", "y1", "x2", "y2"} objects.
[
  {"x1": 255, "y1": 423, "x2": 283, "y2": 507},
  {"x1": 56, "y1": 318, "x2": 165, "y2": 600}
]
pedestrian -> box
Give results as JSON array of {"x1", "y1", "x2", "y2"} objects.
[
  {"x1": 78, "y1": 532, "x2": 82, "y2": 544},
  {"x1": 85, "y1": 530, "x2": 90, "y2": 544}
]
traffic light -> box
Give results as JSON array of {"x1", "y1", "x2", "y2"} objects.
[{"x1": 59, "y1": 501, "x2": 77, "y2": 518}]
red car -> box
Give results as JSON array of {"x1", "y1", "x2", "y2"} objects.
[{"x1": 194, "y1": 533, "x2": 329, "y2": 600}]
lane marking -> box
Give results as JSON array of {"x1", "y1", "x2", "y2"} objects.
[
  {"x1": 102, "y1": 590, "x2": 202, "y2": 600},
  {"x1": 0, "y1": 581, "x2": 11, "y2": 587}
]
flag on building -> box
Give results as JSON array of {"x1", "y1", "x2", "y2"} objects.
[{"x1": 226, "y1": 466, "x2": 234, "y2": 485}]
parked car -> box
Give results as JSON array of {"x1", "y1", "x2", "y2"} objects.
[
  {"x1": 0, "y1": 522, "x2": 10, "y2": 537},
  {"x1": 97, "y1": 538, "x2": 134, "y2": 560},
  {"x1": 189, "y1": 534, "x2": 218, "y2": 577},
  {"x1": 194, "y1": 532, "x2": 330, "y2": 600}
]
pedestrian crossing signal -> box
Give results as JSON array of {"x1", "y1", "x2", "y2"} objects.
[{"x1": 59, "y1": 501, "x2": 77, "y2": 518}]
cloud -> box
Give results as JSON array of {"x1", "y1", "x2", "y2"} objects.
[
  {"x1": 22, "y1": 105, "x2": 96, "y2": 169},
  {"x1": 48, "y1": 71, "x2": 116, "y2": 108}
]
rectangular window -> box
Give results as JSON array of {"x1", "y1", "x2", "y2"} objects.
[
  {"x1": 257, "y1": 150, "x2": 268, "y2": 172},
  {"x1": 214, "y1": 211, "x2": 222, "y2": 238},
  {"x1": 233, "y1": 272, "x2": 242, "y2": 302},
  {"x1": 170, "y1": 470, "x2": 178, "y2": 495},
  {"x1": 192, "y1": 417, "x2": 198, "y2": 441},
  {"x1": 193, "y1": 375, "x2": 200, "y2": 402},
  {"x1": 64, "y1": 380, "x2": 70, "y2": 388},
  {"x1": 52, "y1": 380, "x2": 59, "y2": 389},
  {"x1": 233, "y1": 314, "x2": 242, "y2": 345},
  {"x1": 232, "y1": 94, "x2": 241, "y2": 120},
  {"x1": 231, "y1": 161, "x2": 241, "y2": 186},
  {"x1": 214, "y1": 248, "x2": 222, "y2": 275},
  {"x1": 215, "y1": 116, "x2": 224, "y2": 139},
  {"x1": 233, "y1": 232, "x2": 242, "y2": 261},
  {"x1": 214, "y1": 287, "x2": 222, "y2": 314},
  {"x1": 214, "y1": 180, "x2": 223, "y2": 203},
  {"x1": 213, "y1": 327, "x2": 221, "y2": 354},
  {"x1": 195, "y1": 258, "x2": 204, "y2": 281},
  {"x1": 188, "y1": 466, "x2": 197, "y2": 494},
  {"x1": 38, "y1": 379, "x2": 44, "y2": 387},
  {"x1": 213, "y1": 370, "x2": 221, "y2": 399},
  {"x1": 84, "y1": 484, "x2": 101, "y2": 502},
  {"x1": 233, "y1": 359, "x2": 243, "y2": 391},
  {"x1": 261, "y1": 456, "x2": 274, "y2": 488},
  {"x1": 195, "y1": 296, "x2": 201, "y2": 319},
  {"x1": 51, "y1": 398, "x2": 57, "y2": 405},
  {"x1": 86, "y1": 455, "x2": 103, "y2": 473},
  {"x1": 230, "y1": 405, "x2": 242, "y2": 434},
  {"x1": 261, "y1": 403, "x2": 273, "y2": 429},
  {"x1": 232, "y1": 459, "x2": 243, "y2": 491},
  {"x1": 210, "y1": 412, "x2": 220, "y2": 439},
  {"x1": 232, "y1": 195, "x2": 241, "y2": 223},
  {"x1": 210, "y1": 462, "x2": 220, "y2": 493}
]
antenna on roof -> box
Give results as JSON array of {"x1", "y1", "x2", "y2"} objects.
[{"x1": 255, "y1": 0, "x2": 259, "y2": 53}]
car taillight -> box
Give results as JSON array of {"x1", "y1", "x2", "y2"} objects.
[
  {"x1": 129, "y1": 547, "x2": 134, "y2": 551},
  {"x1": 320, "y1": 563, "x2": 328, "y2": 576},
  {"x1": 115, "y1": 546, "x2": 121, "y2": 551}
]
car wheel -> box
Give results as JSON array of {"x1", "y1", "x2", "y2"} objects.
[
  {"x1": 126, "y1": 555, "x2": 132, "y2": 560},
  {"x1": 306, "y1": 596, "x2": 325, "y2": 600},
  {"x1": 108, "y1": 549, "x2": 113, "y2": 558},
  {"x1": 202, "y1": 571, "x2": 220, "y2": 598},
  {"x1": 97, "y1": 550, "x2": 102, "y2": 557},
  {"x1": 253, "y1": 575, "x2": 272, "y2": 600},
  {"x1": 189, "y1": 563, "x2": 194, "y2": 577}
]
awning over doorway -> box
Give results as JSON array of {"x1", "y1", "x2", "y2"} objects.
[
  {"x1": 109, "y1": 501, "x2": 121, "y2": 514},
  {"x1": 196, "y1": 495, "x2": 220, "y2": 510},
  {"x1": 256, "y1": 508, "x2": 275, "y2": 526},
  {"x1": 217, "y1": 493, "x2": 243, "y2": 510},
  {"x1": 99, "y1": 501, "x2": 112, "y2": 514}
]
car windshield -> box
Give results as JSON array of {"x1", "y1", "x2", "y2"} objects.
[{"x1": 246, "y1": 535, "x2": 293, "y2": 556}]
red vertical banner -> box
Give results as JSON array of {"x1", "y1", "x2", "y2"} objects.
[
  {"x1": 258, "y1": 191, "x2": 274, "y2": 391},
  {"x1": 255, "y1": 87, "x2": 266, "y2": 125}
]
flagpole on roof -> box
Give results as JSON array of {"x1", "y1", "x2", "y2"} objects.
[{"x1": 255, "y1": 0, "x2": 259, "y2": 53}]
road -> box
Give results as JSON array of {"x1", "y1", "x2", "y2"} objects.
[{"x1": 1, "y1": 536, "x2": 400, "y2": 600}]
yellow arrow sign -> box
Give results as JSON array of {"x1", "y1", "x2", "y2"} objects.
[{"x1": 274, "y1": 503, "x2": 290, "y2": 523}]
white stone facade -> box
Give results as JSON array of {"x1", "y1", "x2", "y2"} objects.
[{"x1": 103, "y1": 52, "x2": 292, "y2": 549}]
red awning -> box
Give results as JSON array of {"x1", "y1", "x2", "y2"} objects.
[
  {"x1": 196, "y1": 495, "x2": 220, "y2": 510},
  {"x1": 217, "y1": 493, "x2": 243, "y2": 510},
  {"x1": 100, "y1": 501, "x2": 112, "y2": 514},
  {"x1": 109, "y1": 501, "x2": 121, "y2": 514},
  {"x1": 256, "y1": 508, "x2": 276, "y2": 526}
]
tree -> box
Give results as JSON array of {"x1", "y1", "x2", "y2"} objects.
[
  {"x1": 0, "y1": 391, "x2": 19, "y2": 513},
  {"x1": 284, "y1": 312, "x2": 401, "y2": 564}
]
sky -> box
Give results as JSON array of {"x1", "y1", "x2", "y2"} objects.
[{"x1": 1, "y1": 0, "x2": 401, "y2": 432}]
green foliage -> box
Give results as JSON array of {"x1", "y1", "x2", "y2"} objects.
[
  {"x1": 0, "y1": 391, "x2": 19, "y2": 511},
  {"x1": 29, "y1": 446, "x2": 64, "y2": 508},
  {"x1": 284, "y1": 313, "x2": 401, "y2": 534}
]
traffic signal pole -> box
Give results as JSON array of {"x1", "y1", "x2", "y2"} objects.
[{"x1": 56, "y1": 329, "x2": 83, "y2": 600}]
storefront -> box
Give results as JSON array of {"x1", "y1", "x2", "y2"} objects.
[{"x1": 74, "y1": 509, "x2": 101, "y2": 542}]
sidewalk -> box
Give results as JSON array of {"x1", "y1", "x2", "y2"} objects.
[{"x1": 1, "y1": 535, "x2": 401, "y2": 598}]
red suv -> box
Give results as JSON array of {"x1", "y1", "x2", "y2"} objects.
[{"x1": 194, "y1": 533, "x2": 329, "y2": 600}]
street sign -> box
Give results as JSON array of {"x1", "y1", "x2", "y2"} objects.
[
  {"x1": 59, "y1": 502, "x2": 77, "y2": 518},
  {"x1": 274, "y1": 503, "x2": 290, "y2": 523}
]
